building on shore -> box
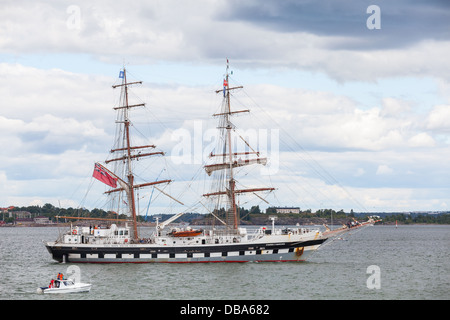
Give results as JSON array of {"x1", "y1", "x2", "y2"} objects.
[{"x1": 274, "y1": 207, "x2": 301, "y2": 214}]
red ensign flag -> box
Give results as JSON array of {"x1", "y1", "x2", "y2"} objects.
[{"x1": 92, "y1": 163, "x2": 117, "y2": 188}]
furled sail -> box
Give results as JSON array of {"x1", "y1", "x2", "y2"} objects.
[{"x1": 204, "y1": 157, "x2": 268, "y2": 176}]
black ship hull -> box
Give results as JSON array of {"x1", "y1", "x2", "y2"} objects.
[{"x1": 45, "y1": 238, "x2": 326, "y2": 263}]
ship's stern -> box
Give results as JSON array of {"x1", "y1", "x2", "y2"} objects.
[{"x1": 44, "y1": 241, "x2": 65, "y2": 263}]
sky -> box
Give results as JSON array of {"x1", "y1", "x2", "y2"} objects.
[{"x1": 1, "y1": 0, "x2": 450, "y2": 215}]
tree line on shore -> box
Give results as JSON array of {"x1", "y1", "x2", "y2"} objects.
[{"x1": 3, "y1": 203, "x2": 450, "y2": 225}]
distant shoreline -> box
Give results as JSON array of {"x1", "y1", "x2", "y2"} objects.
[{"x1": 1, "y1": 219, "x2": 447, "y2": 227}]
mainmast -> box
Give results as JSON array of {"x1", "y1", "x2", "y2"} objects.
[
  {"x1": 203, "y1": 60, "x2": 274, "y2": 230},
  {"x1": 104, "y1": 68, "x2": 171, "y2": 239},
  {"x1": 224, "y1": 63, "x2": 238, "y2": 229}
]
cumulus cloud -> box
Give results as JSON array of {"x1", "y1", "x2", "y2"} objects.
[
  {"x1": 0, "y1": 64, "x2": 114, "y2": 159},
  {"x1": 426, "y1": 104, "x2": 450, "y2": 133},
  {"x1": 0, "y1": 63, "x2": 112, "y2": 122},
  {"x1": 0, "y1": 59, "x2": 449, "y2": 211},
  {"x1": 239, "y1": 84, "x2": 441, "y2": 152},
  {"x1": 1, "y1": 1, "x2": 450, "y2": 82},
  {"x1": 408, "y1": 132, "x2": 436, "y2": 148},
  {"x1": 376, "y1": 164, "x2": 394, "y2": 175}
]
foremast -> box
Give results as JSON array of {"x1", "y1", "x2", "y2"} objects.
[
  {"x1": 203, "y1": 60, "x2": 274, "y2": 231},
  {"x1": 101, "y1": 68, "x2": 171, "y2": 240}
]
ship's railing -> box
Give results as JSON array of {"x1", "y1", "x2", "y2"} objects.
[
  {"x1": 246, "y1": 226, "x2": 319, "y2": 238},
  {"x1": 208, "y1": 228, "x2": 242, "y2": 236}
]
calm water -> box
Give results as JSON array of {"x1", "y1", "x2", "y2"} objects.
[{"x1": 0, "y1": 225, "x2": 449, "y2": 300}]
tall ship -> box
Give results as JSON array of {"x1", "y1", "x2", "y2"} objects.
[{"x1": 45, "y1": 62, "x2": 376, "y2": 263}]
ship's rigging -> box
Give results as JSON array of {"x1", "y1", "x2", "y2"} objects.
[
  {"x1": 86, "y1": 61, "x2": 365, "y2": 236},
  {"x1": 44, "y1": 62, "x2": 379, "y2": 264},
  {"x1": 203, "y1": 61, "x2": 274, "y2": 230},
  {"x1": 101, "y1": 69, "x2": 172, "y2": 239}
]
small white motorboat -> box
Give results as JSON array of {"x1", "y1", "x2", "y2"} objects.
[{"x1": 37, "y1": 278, "x2": 91, "y2": 294}]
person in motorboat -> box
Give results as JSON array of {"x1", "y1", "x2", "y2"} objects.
[{"x1": 38, "y1": 274, "x2": 91, "y2": 294}]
